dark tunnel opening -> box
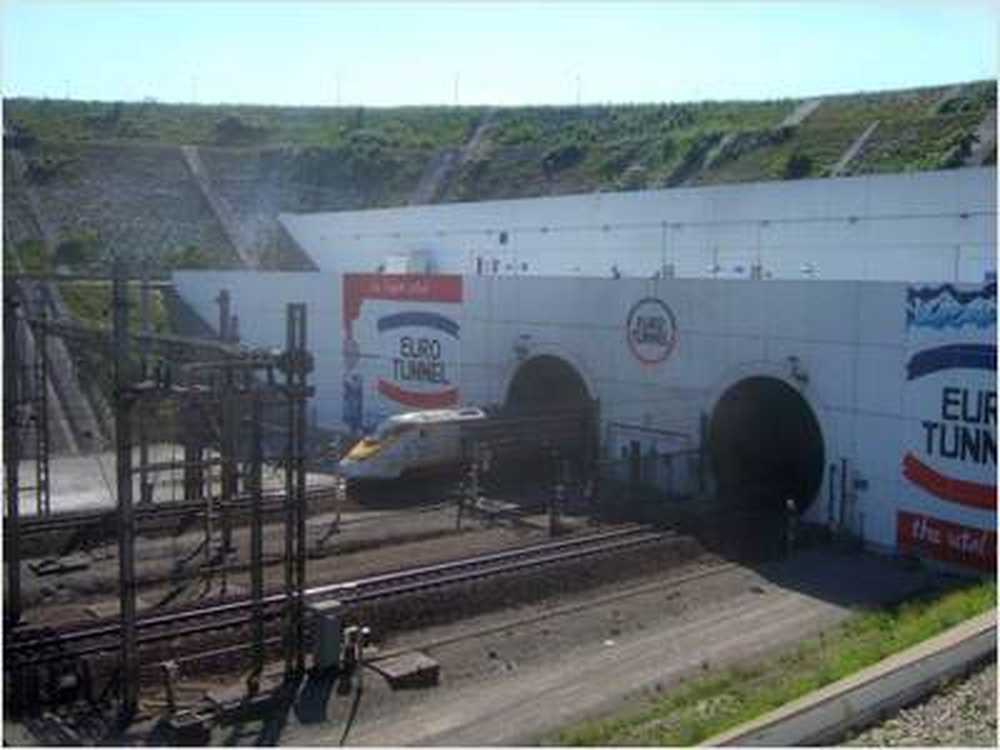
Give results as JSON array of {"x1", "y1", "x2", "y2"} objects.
[
  {"x1": 708, "y1": 376, "x2": 825, "y2": 514},
  {"x1": 505, "y1": 355, "x2": 591, "y2": 414}
]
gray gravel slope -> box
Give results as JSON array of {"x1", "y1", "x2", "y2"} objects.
[{"x1": 846, "y1": 660, "x2": 997, "y2": 747}]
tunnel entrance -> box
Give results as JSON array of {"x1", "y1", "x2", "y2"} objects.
[
  {"x1": 708, "y1": 376, "x2": 824, "y2": 514},
  {"x1": 505, "y1": 355, "x2": 591, "y2": 414},
  {"x1": 499, "y1": 355, "x2": 595, "y2": 481}
]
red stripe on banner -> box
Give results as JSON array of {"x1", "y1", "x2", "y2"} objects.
[
  {"x1": 902, "y1": 453, "x2": 997, "y2": 510},
  {"x1": 377, "y1": 379, "x2": 458, "y2": 409},
  {"x1": 897, "y1": 510, "x2": 996, "y2": 572}
]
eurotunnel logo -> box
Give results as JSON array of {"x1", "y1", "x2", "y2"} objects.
[
  {"x1": 627, "y1": 297, "x2": 677, "y2": 365},
  {"x1": 341, "y1": 274, "x2": 463, "y2": 430},
  {"x1": 902, "y1": 344, "x2": 996, "y2": 510},
  {"x1": 376, "y1": 310, "x2": 460, "y2": 409},
  {"x1": 902, "y1": 282, "x2": 997, "y2": 512}
]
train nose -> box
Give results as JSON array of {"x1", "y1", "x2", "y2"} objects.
[{"x1": 338, "y1": 458, "x2": 362, "y2": 478}]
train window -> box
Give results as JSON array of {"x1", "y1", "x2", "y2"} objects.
[{"x1": 373, "y1": 422, "x2": 413, "y2": 441}]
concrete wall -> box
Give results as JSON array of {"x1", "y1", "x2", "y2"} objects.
[
  {"x1": 280, "y1": 167, "x2": 996, "y2": 283},
  {"x1": 174, "y1": 270, "x2": 996, "y2": 570},
  {"x1": 174, "y1": 271, "x2": 343, "y2": 430}
]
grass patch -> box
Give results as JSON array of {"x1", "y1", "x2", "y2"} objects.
[
  {"x1": 555, "y1": 578, "x2": 996, "y2": 746},
  {"x1": 9, "y1": 239, "x2": 52, "y2": 274},
  {"x1": 57, "y1": 281, "x2": 170, "y2": 335}
]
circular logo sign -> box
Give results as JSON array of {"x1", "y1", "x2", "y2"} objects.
[{"x1": 627, "y1": 297, "x2": 677, "y2": 364}]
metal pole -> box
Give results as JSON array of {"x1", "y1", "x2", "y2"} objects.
[
  {"x1": 247, "y1": 392, "x2": 264, "y2": 694},
  {"x1": 335, "y1": 475, "x2": 344, "y2": 532},
  {"x1": 112, "y1": 257, "x2": 138, "y2": 721},
  {"x1": 283, "y1": 323, "x2": 296, "y2": 678},
  {"x1": 4, "y1": 292, "x2": 22, "y2": 626},
  {"x1": 283, "y1": 303, "x2": 310, "y2": 679},
  {"x1": 34, "y1": 286, "x2": 50, "y2": 516},
  {"x1": 182, "y1": 401, "x2": 204, "y2": 501},
  {"x1": 216, "y1": 289, "x2": 230, "y2": 342},
  {"x1": 550, "y1": 448, "x2": 563, "y2": 537},
  {"x1": 292, "y1": 304, "x2": 309, "y2": 676},
  {"x1": 220, "y1": 368, "x2": 237, "y2": 555},
  {"x1": 138, "y1": 257, "x2": 151, "y2": 505}
]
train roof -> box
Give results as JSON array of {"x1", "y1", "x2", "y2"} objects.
[{"x1": 386, "y1": 407, "x2": 487, "y2": 424}]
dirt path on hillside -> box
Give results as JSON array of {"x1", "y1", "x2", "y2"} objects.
[{"x1": 409, "y1": 109, "x2": 496, "y2": 205}]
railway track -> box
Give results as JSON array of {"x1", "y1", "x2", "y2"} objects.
[
  {"x1": 5, "y1": 525, "x2": 670, "y2": 678},
  {"x1": 13, "y1": 485, "x2": 338, "y2": 537}
]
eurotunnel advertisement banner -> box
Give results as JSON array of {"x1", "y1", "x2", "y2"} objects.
[
  {"x1": 342, "y1": 274, "x2": 462, "y2": 433},
  {"x1": 898, "y1": 282, "x2": 996, "y2": 571}
]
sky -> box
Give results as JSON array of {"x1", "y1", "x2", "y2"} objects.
[{"x1": 1, "y1": 1, "x2": 997, "y2": 107}]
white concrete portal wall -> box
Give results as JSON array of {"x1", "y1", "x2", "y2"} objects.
[
  {"x1": 460, "y1": 277, "x2": 899, "y2": 536},
  {"x1": 280, "y1": 168, "x2": 996, "y2": 283},
  {"x1": 463, "y1": 276, "x2": 994, "y2": 557},
  {"x1": 173, "y1": 270, "x2": 995, "y2": 562}
]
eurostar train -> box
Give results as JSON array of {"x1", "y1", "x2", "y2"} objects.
[{"x1": 338, "y1": 407, "x2": 488, "y2": 480}]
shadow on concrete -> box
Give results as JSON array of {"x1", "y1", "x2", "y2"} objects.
[
  {"x1": 662, "y1": 499, "x2": 951, "y2": 612},
  {"x1": 294, "y1": 669, "x2": 340, "y2": 725}
]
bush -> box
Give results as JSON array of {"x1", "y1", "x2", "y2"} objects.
[
  {"x1": 25, "y1": 155, "x2": 74, "y2": 184},
  {"x1": 13, "y1": 240, "x2": 50, "y2": 273},
  {"x1": 542, "y1": 142, "x2": 586, "y2": 174},
  {"x1": 660, "y1": 136, "x2": 677, "y2": 162},
  {"x1": 496, "y1": 118, "x2": 542, "y2": 145},
  {"x1": 939, "y1": 131, "x2": 978, "y2": 168},
  {"x1": 54, "y1": 234, "x2": 102, "y2": 270},
  {"x1": 344, "y1": 130, "x2": 399, "y2": 186},
  {"x1": 215, "y1": 115, "x2": 266, "y2": 145},
  {"x1": 783, "y1": 151, "x2": 813, "y2": 179},
  {"x1": 617, "y1": 164, "x2": 648, "y2": 191}
]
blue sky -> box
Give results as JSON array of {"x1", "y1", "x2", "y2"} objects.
[{"x1": 2, "y1": 1, "x2": 997, "y2": 106}]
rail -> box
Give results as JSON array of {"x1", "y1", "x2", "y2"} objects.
[{"x1": 5, "y1": 525, "x2": 668, "y2": 669}]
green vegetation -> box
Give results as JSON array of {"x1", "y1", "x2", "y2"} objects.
[
  {"x1": 4, "y1": 98, "x2": 484, "y2": 150},
  {"x1": 58, "y1": 281, "x2": 171, "y2": 335},
  {"x1": 556, "y1": 579, "x2": 996, "y2": 746},
  {"x1": 6, "y1": 81, "x2": 992, "y2": 204},
  {"x1": 3, "y1": 80, "x2": 994, "y2": 271},
  {"x1": 163, "y1": 244, "x2": 239, "y2": 271},
  {"x1": 9, "y1": 239, "x2": 51, "y2": 274},
  {"x1": 854, "y1": 113, "x2": 986, "y2": 174},
  {"x1": 53, "y1": 232, "x2": 102, "y2": 269}
]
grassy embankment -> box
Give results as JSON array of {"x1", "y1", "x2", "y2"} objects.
[
  {"x1": 6, "y1": 80, "x2": 994, "y2": 208},
  {"x1": 556, "y1": 579, "x2": 996, "y2": 746}
]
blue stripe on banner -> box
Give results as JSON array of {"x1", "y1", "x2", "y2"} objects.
[
  {"x1": 906, "y1": 343, "x2": 997, "y2": 380},
  {"x1": 377, "y1": 311, "x2": 461, "y2": 339}
]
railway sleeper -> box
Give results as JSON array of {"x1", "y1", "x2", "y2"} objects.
[{"x1": 5, "y1": 532, "x2": 702, "y2": 718}]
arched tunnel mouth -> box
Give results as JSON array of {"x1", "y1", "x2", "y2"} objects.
[
  {"x1": 505, "y1": 355, "x2": 591, "y2": 414},
  {"x1": 708, "y1": 376, "x2": 825, "y2": 514}
]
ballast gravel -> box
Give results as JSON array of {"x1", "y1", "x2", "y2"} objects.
[{"x1": 845, "y1": 660, "x2": 997, "y2": 747}]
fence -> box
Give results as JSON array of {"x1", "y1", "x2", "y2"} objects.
[{"x1": 599, "y1": 447, "x2": 704, "y2": 501}]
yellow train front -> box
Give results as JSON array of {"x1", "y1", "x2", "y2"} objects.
[{"x1": 338, "y1": 408, "x2": 487, "y2": 480}]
